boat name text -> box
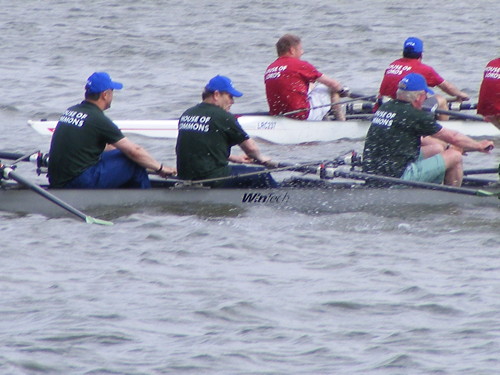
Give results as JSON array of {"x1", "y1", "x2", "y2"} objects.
[
  {"x1": 59, "y1": 110, "x2": 89, "y2": 127},
  {"x1": 178, "y1": 115, "x2": 211, "y2": 133},
  {"x1": 242, "y1": 192, "x2": 290, "y2": 204},
  {"x1": 372, "y1": 110, "x2": 396, "y2": 127},
  {"x1": 257, "y1": 121, "x2": 276, "y2": 130}
]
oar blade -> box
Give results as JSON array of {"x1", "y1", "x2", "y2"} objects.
[
  {"x1": 85, "y1": 216, "x2": 114, "y2": 226},
  {"x1": 3, "y1": 166, "x2": 113, "y2": 225},
  {"x1": 475, "y1": 190, "x2": 499, "y2": 197}
]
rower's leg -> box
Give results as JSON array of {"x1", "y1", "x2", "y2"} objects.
[
  {"x1": 435, "y1": 95, "x2": 450, "y2": 121},
  {"x1": 329, "y1": 92, "x2": 346, "y2": 121},
  {"x1": 441, "y1": 149, "x2": 464, "y2": 186},
  {"x1": 421, "y1": 136, "x2": 446, "y2": 158}
]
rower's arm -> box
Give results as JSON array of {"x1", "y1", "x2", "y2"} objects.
[
  {"x1": 433, "y1": 128, "x2": 494, "y2": 153},
  {"x1": 317, "y1": 74, "x2": 343, "y2": 92},
  {"x1": 113, "y1": 137, "x2": 176, "y2": 176},
  {"x1": 437, "y1": 80, "x2": 469, "y2": 101},
  {"x1": 238, "y1": 138, "x2": 272, "y2": 165},
  {"x1": 316, "y1": 75, "x2": 347, "y2": 121},
  {"x1": 228, "y1": 154, "x2": 254, "y2": 164}
]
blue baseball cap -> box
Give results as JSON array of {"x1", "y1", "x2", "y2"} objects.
[
  {"x1": 398, "y1": 73, "x2": 434, "y2": 95},
  {"x1": 85, "y1": 72, "x2": 123, "y2": 93},
  {"x1": 403, "y1": 37, "x2": 423, "y2": 54},
  {"x1": 205, "y1": 75, "x2": 243, "y2": 97}
]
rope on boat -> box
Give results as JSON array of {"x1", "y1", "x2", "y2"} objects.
[
  {"x1": 172, "y1": 152, "x2": 362, "y2": 188},
  {"x1": 174, "y1": 162, "x2": 324, "y2": 187}
]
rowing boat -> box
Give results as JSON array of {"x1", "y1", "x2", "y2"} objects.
[
  {"x1": 2, "y1": 150, "x2": 497, "y2": 221},
  {"x1": 27, "y1": 115, "x2": 499, "y2": 145},
  {"x1": 1, "y1": 175, "x2": 498, "y2": 219}
]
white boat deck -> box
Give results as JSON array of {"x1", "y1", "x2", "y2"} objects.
[{"x1": 28, "y1": 115, "x2": 499, "y2": 144}]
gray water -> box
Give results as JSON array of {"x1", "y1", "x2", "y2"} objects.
[{"x1": 1, "y1": 1, "x2": 499, "y2": 374}]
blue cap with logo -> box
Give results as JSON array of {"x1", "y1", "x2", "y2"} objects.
[
  {"x1": 205, "y1": 75, "x2": 243, "y2": 97},
  {"x1": 85, "y1": 72, "x2": 123, "y2": 93},
  {"x1": 403, "y1": 37, "x2": 423, "y2": 54},
  {"x1": 398, "y1": 73, "x2": 434, "y2": 95}
]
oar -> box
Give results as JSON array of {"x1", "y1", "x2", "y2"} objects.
[
  {"x1": 1, "y1": 165, "x2": 113, "y2": 225},
  {"x1": 422, "y1": 104, "x2": 486, "y2": 122},
  {"x1": 345, "y1": 101, "x2": 480, "y2": 116},
  {"x1": 0, "y1": 151, "x2": 50, "y2": 175},
  {"x1": 464, "y1": 167, "x2": 499, "y2": 176},
  {"x1": 275, "y1": 163, "x2": 319, "y2": 174},
  {"x1": 349, "y1": 92, "x2": 377, "y2": 102},
  {"x1": 235, "y1": 92, "x2": 377, "y2": 117},
  {"x1": 0, "y1": 151, "x2": 39, "y2": 162},
  {"x1": 280, "y1": 95, "x2": 377, "y2": 117},
  {"x1": 176, "y1": 154, "x2": 358, "y2": 186},
  {"x1": 274, "y1": 152, "x2": 362, "y2": 175},
  {"x1": 332, "y1": 169, "x2": 498, "y2": 197},
  {"x1": 235, "y1": 111, "x2": 270, "y2": 117},
  {"x1": 463, "y1": 176, "x2": 499, "y2": 186},
  {"x1": 179, "y1": 161, "x2": 327, "y2": 186},
  {"x1": 448, "y1": 102, "x2": 477, "y2": 111}
]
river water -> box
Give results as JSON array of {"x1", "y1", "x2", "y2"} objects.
[{"x1": 1, "y1": 1, "x2": 499, "y2": 374}]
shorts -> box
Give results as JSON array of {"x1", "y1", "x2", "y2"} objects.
[
  {"x1": 401, "y1": 153, "x2": 446, "y2": 184},
  {"x1": 307, "y1": 84, "x2": 332, "y2": 121}
]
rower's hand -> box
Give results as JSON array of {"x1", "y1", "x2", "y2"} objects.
[
  {"x1": 158, "y1": 166, "x2": 177, "y2": 178},
  {"x1": 338, "y1": 86, "x2": 350, "y2": 98},
  {"x1": 229, "y1": 154, "x2": 254, "y2": 164},
  {"x1": 456, "y1": 92, "x2": 470, "y2": 102},
  {"x1": 261, "y1": 159, "x2": 278, "y2": 169},
  {"x1": 478, "y1": 140, "x2": 494, "y2": 153}
]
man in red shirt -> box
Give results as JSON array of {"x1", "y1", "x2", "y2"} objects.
[
  {"x1": 264, "y1": 34, "x2": 347, "y2": 121},
  {"x1": 477, "y1": 57, "x2": 500, "y2": 130},
  {"x1": 378, "y1": 37, "x2": 469, "y2": 120}
]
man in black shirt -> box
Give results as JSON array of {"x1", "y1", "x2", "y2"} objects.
[
  {"x1": 363, "y1": 73, "x2": 494, "y2": 186},
  {"x1": 48, "y1": 72, "x2": 175, "y2": 188},
  {"x1": 176, "y1": 75, "x2": 276, "y2": 187}
]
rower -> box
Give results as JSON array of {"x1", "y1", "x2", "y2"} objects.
[
  {"x1": 48, "y1": 72, "x2": 175, "y2": 189},
  {"x1": 176, "y1": 75, "x2": 277, "y2": 188},
  {"x1": 377, "y1": 37, "x2": 470, "y2": 121},
  {"x1": 264, "y1": 33, "x2": 348, "y2": 121},
  {"x1": 363, "y1": 73, "x2": 494, "y2": 187},
  {"x1": 477, "y1": 56, "x2": 500, "y2": 130}
]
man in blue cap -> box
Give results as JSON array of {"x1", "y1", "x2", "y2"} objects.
[
  {"x1": 363, "y1": 73, "x2": 494, "y2": 187},
  {"x1": 378, "y1": 37, "x2": 469, "y2": 120},
  {"x1": 48, "y1": 72, "x2": 175, "y2": 188},
  {"x1": 176, "y1": 75, "x2": 276, "y2": 187}
]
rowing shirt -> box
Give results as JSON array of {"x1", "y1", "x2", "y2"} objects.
[
  {"x1": 176, "y1": 102, "x2": 249, "y2": 181},
  {"x1": 362, "y1": 100, "x2": 443, "y2": 178},
  {"x1": 477, "y1": 58, "x2": 500, "y2": 117},
  {"x1": 264, "y1": 56, "x2": 322, "y2": 119},
  {"x1": 48, "y1": 101, "x2": 124, "y2": 187},
  {"x1": 378, "y1": 58, "x2": 444, "y2": 98}
]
